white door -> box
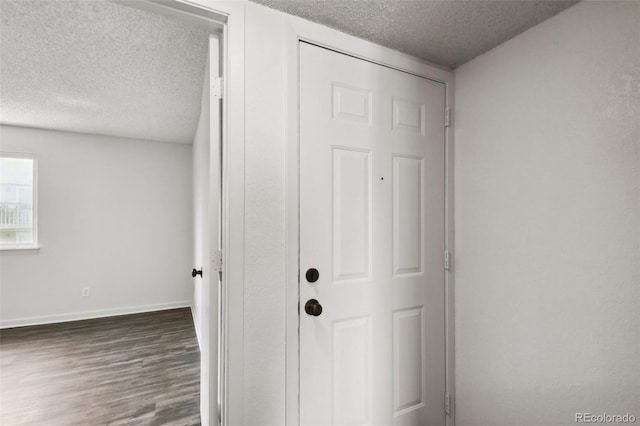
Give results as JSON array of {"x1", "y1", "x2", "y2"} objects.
[
  {"x1": 300, "y1": 42, "x2": 446, "y2": 426},
  {"x1": 193, "y1": 34, "x2": 221, "y2": 426}
]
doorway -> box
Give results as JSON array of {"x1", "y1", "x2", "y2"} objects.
[
  {"x1": 0, "y1": 0, "x2": 228, "y2": 423},
  {"x1": 117, "y1": 3, "x2": 226, "y2": 423}
]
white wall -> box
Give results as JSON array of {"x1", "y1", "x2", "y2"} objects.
[
  {"x1": 0, "y1": 125, "x2": 193, "y2": 327},
  {"x1": 243, "y1": 4, "x2": 287, "y2": 425},
  {"x1": 454, "y1": 2, "x2": 640, "y2": 425}
]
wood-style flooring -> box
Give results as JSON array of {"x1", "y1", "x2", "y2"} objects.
[{"x1": 0, "y1": 308, "x2": 200, "y2": 426}]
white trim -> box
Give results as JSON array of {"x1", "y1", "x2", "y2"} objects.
[
  {"x1": 199, "y1": 32, "x2": 222, "y2": 426},
  {"x1": 284, "y1": 15, "x2": 455, "y2": 426},
  {"x1": 0, "y1": 300, "x2": 192, "y2": 329},
  {"x1": 284, "y1": 19, "x2": 300, "y2": 426},
  {"x1": 444, "y1": 72, "x2": 456, "y2": 426},
  {"x1": 0, "y1": 246, "x2": 40, "y2": 254},
  {"x1": 215, "y1": 3, "x2": 245, "y2": 426},
  {"x1": 112, "y1": 0, "x2": 226, "y2": 33}
]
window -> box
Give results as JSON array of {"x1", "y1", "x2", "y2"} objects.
[{"x1": 0, "y1": 153, "x2": 38, "y2": 250}]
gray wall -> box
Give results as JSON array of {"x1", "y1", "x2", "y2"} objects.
[
  {"x1": 0, "y1": 125, "x2": 193, "y2": 327},
  {"x1": 454, "y1": 2, "x2": 640, "y2": 424}
]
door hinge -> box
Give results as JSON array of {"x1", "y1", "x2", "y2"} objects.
[
  {"x1": 212, "y1": 249, "x2": 223, "y2": 272},
  {"x1": 445, "y1": 107, "x2": 451, "y2": 128},
  {"x1": 444, "y1": 250, "x2": 451, "y2": 271},
  {"x1": 444, "y1": 392, "x2": 451, "y2": 415},
  {"x1": 212, "y1": 77, "x2": 224, "y2": 99}
]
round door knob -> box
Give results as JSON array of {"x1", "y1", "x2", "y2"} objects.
[
  {"x1": 305, "y1": 268, "x2": 319, "y2": 283},
  {"x1": 305, "y1": 299, "x2": 323, "y2": 316},
  {"x1": 192, "y1": 268, "x2": 202, "y2": 278}
]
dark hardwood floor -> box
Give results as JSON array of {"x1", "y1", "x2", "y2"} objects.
[{"x1": 0, "y1": 308, "x2": 200, "y2": 426}]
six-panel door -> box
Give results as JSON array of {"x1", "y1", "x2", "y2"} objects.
[{"x1": 300, "y1": 42, "x2": 446, "y2": 426}]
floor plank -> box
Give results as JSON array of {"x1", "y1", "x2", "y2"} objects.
[{"x1": 0, "y1": 308, "x2": 200, "y2": 426}]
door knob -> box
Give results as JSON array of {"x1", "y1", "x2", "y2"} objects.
[
  {"x1": 304, "y1": 299, "x2": 323, "y2": 316},
  {"x1": 192, "y1": 268, "x2": 202, "y2": 278}
]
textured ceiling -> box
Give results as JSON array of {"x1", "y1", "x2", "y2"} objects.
[
  {"x1": 250, "y1": 0, "x2": 580, "y2": 69},
  {"x1": 0, "y1": 0, "x2": 209, "y2": 144}
]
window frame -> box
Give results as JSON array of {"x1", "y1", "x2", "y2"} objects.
[{"x1": 0, "y1": 151, "x2": 39, "y2": 253}]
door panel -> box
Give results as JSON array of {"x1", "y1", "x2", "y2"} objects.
[
  {"x1": 193, "y1": 34, "x2": 221, "y2": 426},
  {"x1": 300, "y1": 42, "x2": 445, "y2": 426},
  {"x1": 333, "y1": 316, "x2": 372, "y2": 426},
  {"x1": 393, "y1": 306, "x2": 424, "y2": 414},
  {"x1": 332, "y1": 83, "x2": 373, "y2": 125},
  {"x1": 333, "y1": 148, "x2": 372, "y2": 282},
  {"x1": 393, "y1": 155, "x2": 423, "y2": 276}
]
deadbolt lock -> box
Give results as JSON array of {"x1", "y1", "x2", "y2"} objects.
[{"x1": 305, "y1": 268, "x2": 319, "y2": 283}]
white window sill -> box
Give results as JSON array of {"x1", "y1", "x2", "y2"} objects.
[{"x1": 0, "y1": 246, "x2": 40, "y2": 255}]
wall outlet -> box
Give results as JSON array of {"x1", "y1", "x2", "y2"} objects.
[{"x1": 82, "y1": 287, "x2": 90, "y2": 297}]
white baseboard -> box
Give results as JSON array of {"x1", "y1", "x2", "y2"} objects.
[
  {"x1": 191, "y1": 304, "x2": 202, "y2": 351},
  {"x1": 0, "y1": 300, "x2": 192, "y2": 329}
]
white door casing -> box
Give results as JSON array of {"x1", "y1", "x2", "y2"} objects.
[
  {"x1": 196, "y1": 34, "x2": 221, "y2": 426},
  {"x1": 300, "y1": 42, "x2": 446, "y2": 425}
]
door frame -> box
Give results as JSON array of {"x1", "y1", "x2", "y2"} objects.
[
  {"x1": 284, "y1": 15, "x2": 456, "y2": 426},
  {"x1": 116, "y1": 1, "x2": 246, "y2": 425}
]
